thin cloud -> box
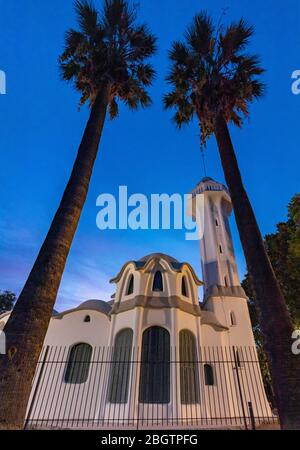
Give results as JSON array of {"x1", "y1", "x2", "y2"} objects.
[{"x1": 55, "y1": 257, "x2": 114, "y2": 312}]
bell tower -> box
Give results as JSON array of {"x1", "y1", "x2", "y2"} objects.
[
  {"x1": 190, "y1": 177, "x2": 246, "y2": 301},
  {"x1": 188, "y1": 177, "x2": 255, "y2": 345}
]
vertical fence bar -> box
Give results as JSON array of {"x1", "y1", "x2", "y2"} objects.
[
  {"x1": 232, "y1": 346, "x2": 247, "y2": 430},
  {"x1": 54, "y1": 346, "x2": 68, "y2": 428},
  {"x1": 248, "y1": 401, "x2": 256, "y2": 430},
  {"x1": 94, "y1": 346, "x2": 104, "y2": 426}
]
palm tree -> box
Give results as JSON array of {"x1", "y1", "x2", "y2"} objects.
[
  {"x1": 0, "y1": 0, "x2": 156, "y2": 429},
  {"x1": 164, "y1": 11, "x2": 300, "y2": 429}
]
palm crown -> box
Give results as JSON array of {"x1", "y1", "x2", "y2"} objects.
[
  {"x1": 59, "y1": 0, "x2": 157, "y2": 118},
  {"x1": 164, "y1": 11, "x2": 265, "y2": 145}
]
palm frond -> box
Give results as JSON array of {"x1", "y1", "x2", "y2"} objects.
[
  {"x1": 139, "y1": 90, "x2": 152, "y2": 108},
  {"x1": 60, "y1": 61, "x2": 81, "y2": 81},
  {"x1": 169, "y1": 42, "x2": 190, "y2": 64},
  {"x1": 235, "y1": 55, "x2": 265, "y2": 77},
  {"x1": 173, "y1": 107, "x2": 193, "y2": 128},
  {"x1": 136, "y1": 64, "x2": 156, "y2": 86},
  {"x1": 127, "y1": 25, "x2": 157, "y2": 61},
  {"x1": 163, "y1": 91, "x2": 183, "y2": 109},
  {"x1": 103, "y1": 0, "x2": 135, "y2": 31},
  {"x1": 220, "y1": 19, "x2": 254, "y2": 63},
  {"x1": 251, "y1": 80, "x2": 265, "y2": 99},
  {"x1": 109, "y1": 97, "x2": 119, "y2": 119},
  {"x1": 75, "y1": 0, "x2": 99, "y2": 37},
  {"x1": 59, "y1": 29, "x2": 86, "y2": 61},
  {"x1": 185, "y1": 11, "x2": 214, "y2": 56},
  {"x1": 122, "y1": 80, "x2": 152, "y2": 110},
  {"x1": 165, "y1": 64, "x2": 191, "y2": 91},
  {"x1": 230, "y1": 110, "x2": 243, "y2": 127}
]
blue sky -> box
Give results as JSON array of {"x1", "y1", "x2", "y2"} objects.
[{"x1": 0, "y1": 0, "x2": 299, "y2": 311}]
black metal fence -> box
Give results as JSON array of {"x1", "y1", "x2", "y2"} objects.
[{"x1": 25, "y1": 346, "x2": 278, "y2": 430}]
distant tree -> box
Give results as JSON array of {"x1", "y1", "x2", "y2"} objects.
[
  {"x1": 243, "y1": 194, "x2": 300, "y2": 327},
  {"x1": 0, "y1": 291, "x2": 16, "y2": 315},
  {"x1": 265, "y1": 194, "x2": 300, "y2": 326}
]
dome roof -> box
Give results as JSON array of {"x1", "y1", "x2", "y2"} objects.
[
  {"x1": 53, "y1": 299, "x2": 112, "y2": 319},
  {"x1": 138, "y1": 253, "x2": 179, "y2": 264},
  {"x1": 200, "y1": 176, "x2": 215, "y2": 183},
  {"x1": 110, "y1": 253, "x2": 203, "y2": 286},
  {"x1": 77, "y1": 300, "x2": 112, "y2": 315},
  {"x1": 192, "y1": 177, "x2": 229, "y2": 196}
]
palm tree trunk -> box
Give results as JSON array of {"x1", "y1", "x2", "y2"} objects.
[
  {"x1": 0, "y1": 86, "x2": 109, "y2": 429},
  {"x1": 214, "y1": 113, "x2": 300, "y2": 429}
]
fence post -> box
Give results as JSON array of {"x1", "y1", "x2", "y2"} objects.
[
  {"x1": 136, "y1": 354, "x2": 140, "y2": 431},
  {"x1": 248, "y1": 401, "x2": 256, "y2": 430}
]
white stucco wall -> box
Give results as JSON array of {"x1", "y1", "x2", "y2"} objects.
[{"x1": 44, "y1": 309, "x2": 110, "y2": 347}]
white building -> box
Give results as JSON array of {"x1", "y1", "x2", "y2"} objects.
[{"x1": 0, "y1": 178, "x2": 274, "y2": 429}]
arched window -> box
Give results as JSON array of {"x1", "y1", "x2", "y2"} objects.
[
  {"x1": 230, "y1": 312, "x2": 237, "y2": 326},
  {"x1": 204, "y1": 364, "x2": 214, "y2": 386},
  {"x1": 84, "y1": 315, "x2": 91, "y2": 323},
  {"x1": 180, "y1": 330, "x2": 200, "y2": 404},
  {"x1": 152, "y1": 271, "x2": 163, "y2": 292},
  {"x1": 126, "y1": 275, "x2": 134, "y2": 296},
  {"x1": 65, "y1": 343, "x2": 92, "y2": 384},
  {"x1": 139, "y1": 326, "x2": 170, "y2": 403},
  {"x1": 108, "y1": 329, "x2": 133, "y2": 403},
  {"x1": 181, "y1": 276, "x2": 188, "y2": 297}
]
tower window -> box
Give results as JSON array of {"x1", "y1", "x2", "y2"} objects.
[
  {"x1": 181, "y1": 276, "x2": 188, "y2": 297},
  {"x1": 84, "y1": 315, "x2": 91, "y2": 323},
  {"x1": 215, "y1": 219, "x2": 219, "y2": 226},
  {"x1": 204, "y1": 364, "x2": 214, "y2": 386},
  {"x1": 224, "y1": 276, "x2": 228, "y2": 287},
  {"x1": 153, "y1": 271, "x2": 163, "y2": 292},
  {"x1": 219, "y1": 245, "x2": 223, "y2": 254},
  {"x1": 126, "y1": 274, "x2": 134, "y2": 296},
  {"x1": 230, "y1": 312, "x2": 237, "y2": 326}
]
